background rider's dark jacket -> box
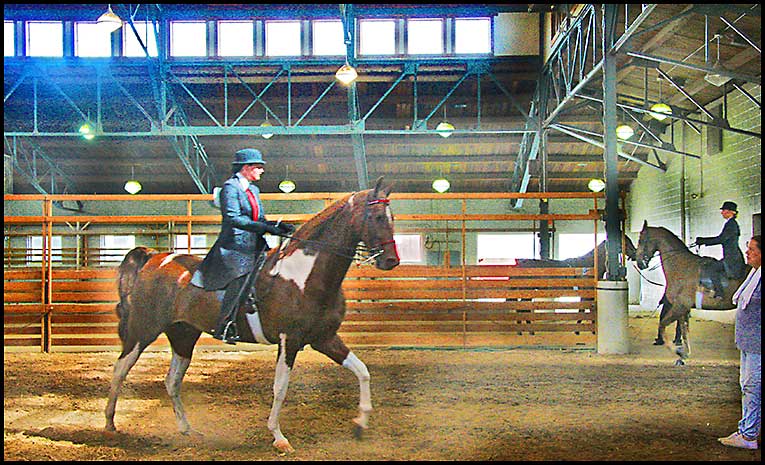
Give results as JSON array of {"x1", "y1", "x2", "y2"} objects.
[
  {"x1": 696, "y1": 217, "x2": 747, "y2": 279},
  {"x1": 191, "y1": 175, "x2": 270, "y2": 291}
]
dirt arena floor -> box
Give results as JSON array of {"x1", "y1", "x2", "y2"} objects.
[{"x1": 4, "y1": 314, "x2": 761, "y2": 461}]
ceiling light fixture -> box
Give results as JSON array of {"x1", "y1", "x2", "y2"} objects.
[
  {"x1": 278, "y1": 166, "x2": 296, "y2": 193},
  {"x1": 616, "y1": 124, "x2": 634, "y2": 140},
  {"x1": 432, "y1": 177, "x2": 450, "y2": 193},
  {"x1": 260, "y1": 116, "x2": 274, "y2": 139},
  {"x1": 79, "y1": 122, "x2": 95, "y2": 140},
  {"x1": 704, "y1": 35, "x2": 731, "y2": 87},
  {"x1": 124, "y1": 166, "x2": 142, "y2": 194},
  {"x1": 649, "y1": 77, "x2": 672, "y2": 121},
  {"x1": 436, "y1": 105, "x2": 454, "y2": 138},
  {"x1": 588, "y1": 178, "x2": 606, "y2": 193},
  {"x1": 97, "y1": 4, "x2": 123, "y2": 33},
  {"x1": 335, "y1": 62, "x2": 358, "y2": 85}
]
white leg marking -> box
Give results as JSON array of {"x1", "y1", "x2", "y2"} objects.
[
  {"x1": 244, "y1": 312, "x2": 270, "y2": 344},
  {"x1": 268, "y1": 333, "x2": 293, "y2": 451},
  {"x1": 269, "y1": 249, "x2": 317, "y2": 292},
  {"x1": 159, "y1": 253, "x2": 179, "y2": 268},
  {"x1": 105, "y1": 343, "x2": 142, "y2": 431},
  {"x1": 342, "y1": 351, "x2": 372, "y2": 429},
  {"x1": 165, "y1": 351, "x2": 192, "y2": 433}
]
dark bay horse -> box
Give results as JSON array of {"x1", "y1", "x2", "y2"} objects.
[
  {"x1": 635, "y1": 221, "x2": 745, "y2": 365},
  {"x1": 515, "y1": 236, "x2": 637, "y2": 274},
  {"x1": 105, "y1": 178, "x2": 400, "y2": 453}
]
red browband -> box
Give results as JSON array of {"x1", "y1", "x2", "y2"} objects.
[{"x1": 367, "y1": 199, "x2": 390, "y2": 205}]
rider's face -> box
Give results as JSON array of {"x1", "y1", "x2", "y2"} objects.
[
  {"x1": 240, "y1": 163, "x2": 265, "y2": 182},
  {"x1": 720, "y1": 209, "x2": 735, "y2": 219}
]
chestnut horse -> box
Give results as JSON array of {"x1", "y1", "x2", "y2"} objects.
[
  {"x1": 635, "y1": 221, "x2": 746, "y2": 365},
  {"x1": 104, "y1": 178, "x2": 400, "y2": 453}
]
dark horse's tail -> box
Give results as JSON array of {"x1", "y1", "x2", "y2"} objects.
[{"x1": 115, "y1": 247, "x2": 157, "y2": 341}]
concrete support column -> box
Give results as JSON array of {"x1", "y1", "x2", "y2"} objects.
[{"x1": 597, "y1": 280, "x2": 630, "y2": 354}]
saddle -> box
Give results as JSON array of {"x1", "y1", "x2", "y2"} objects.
[{"x1": 699, "y1": 258, "x2": 727, "y2": 295}]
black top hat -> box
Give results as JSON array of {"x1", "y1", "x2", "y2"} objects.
[
  {"x1": 720, "y1": 201, "x2": 738, "y2": 212},
  {"x1": 232, "y1": 148, "x2": 266, "y2": 165}
]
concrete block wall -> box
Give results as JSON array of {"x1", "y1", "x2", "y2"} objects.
[{"x1": 628, "y1": 83, "x2": 761, "y2": 308}]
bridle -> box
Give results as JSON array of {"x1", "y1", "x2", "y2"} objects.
[{"x1": 276, "y1": 194, "x2": 397, "y2": 266}]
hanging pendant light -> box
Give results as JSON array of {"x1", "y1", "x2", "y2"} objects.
[
  {"x1": 278, "y1": 166, "x2": 296, "y2": 193},
  {"x1": 124, "y1": 166, "x2": 142, "y2": 194},
  {"x1": 79, "y1": 122, "x2": 95, "y2": 140},
  {"x1": 704, "y1": 35, "x2": 731, "y2": 87},
  {"x1": 436, "y1": 105, "x2": 454, "y2": 138},
  {"x1": 335, "y1": 61, "x2": 358, "y2": 85},
  {"x1": 649, "y1": 77, "x2": 672, "y2": 121},
  {"x1": 616, "y1": 124, "x2": 634, "y2": 140},
  {"x1": 588, "y1": 178, "x2": 606, "y2": 193},
  {"x1": 97, "y1": 4, "x2": 123, "y2": 33},
  {"x1": 260, "y1": 115, "x2": 274, "y2": 139},
  {"x1": 432, "y1": 177, "x2": 450, "y2": 193}
]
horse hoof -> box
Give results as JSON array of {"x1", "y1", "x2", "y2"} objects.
[
  {"x1": 674, "y1": 359, "x2": 685, "y2": 366},
  {"x1": 181, "y1": 428, "x2": 204, "y2": 439},
  {"x1": 652, "y1": 339, "x2": 665, "y2": 346},
  {"x1": 353, "y1": 424, "x2": 364, "y2": 440},
  {"x1": 273, "y1": 439, "x2": 295, "y2": 454}
]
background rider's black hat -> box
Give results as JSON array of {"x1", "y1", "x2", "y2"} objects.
[{"x1": 720, "y1": 201, "x2": 738, "y2": 212}]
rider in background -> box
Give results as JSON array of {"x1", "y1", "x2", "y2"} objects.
[{"x1": 695, "y1": 201, "x2": 747, "y2": 298}]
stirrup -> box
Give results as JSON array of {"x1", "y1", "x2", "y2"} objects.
[{"x1": 217, "y1": 320, "x2": 239, "y2": 344}]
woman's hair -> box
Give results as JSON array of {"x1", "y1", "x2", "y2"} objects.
[{"x1": 750, "y1": 235, "x2": 761, "y2": 251}]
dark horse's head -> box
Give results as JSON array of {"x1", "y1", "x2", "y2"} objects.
[
  {"x1": 357, "y1": 177, "x2": 400, "y2": 270},
  {"x1": 635, "y1": 220, "x2": 657, "y2": 270}
]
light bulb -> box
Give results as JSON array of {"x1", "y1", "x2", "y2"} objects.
[
  {"x1": 649, "y1": 103, "x2": 672, "y2": 121},
  {"x1": 124, "y1": 180, "x2": 142, "y2": 194},
  {"x1": 588, "y1": 178, "x2": 606, "y2": 193},
  {"x1": 616, "y1": 124, "x2": 634, "y2": 140},
  {"x1": 435, "y1": 121, "x2": 455, "y2": 138},
  {"x1": 432, "y1": 178, "x2": 450, "y2": 193},
  {"x1": 278, "y1": 179, "x2": 296, "y2": 193},
  {"x1": 260, "y1": 121, "x2": 274, "y2": 139}
]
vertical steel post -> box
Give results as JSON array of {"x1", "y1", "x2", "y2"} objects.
[{"x1": 602, "y1": 4, "x2": 625, "y2": 280}]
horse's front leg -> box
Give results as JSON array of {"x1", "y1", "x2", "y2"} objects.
[
  {"x1": 675, "y1": 314, "x2": 691, "y2": 366},
  {"x1": 311, "y1": 334, "x2": 372, "y2": 438},
  {"x1": 268, "y1": 333, "x2": 300, "y2": 454}
]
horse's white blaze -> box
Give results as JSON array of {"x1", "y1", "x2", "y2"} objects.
[
  {"x1": 269, "y1": 249, "x2": 317, "y2": 292},
  {"x1": 159, "y1": 253, "x2": 180, "y2": 268},
  {"x1": 268, "y1": 333, "x2": 291, "y2": 446},
  {"x1": 385, "y1": 205, "x2": 393, "y2": 223},
  {"x1": 342, "y1": 351, "x2": 372, "y2": 428}
]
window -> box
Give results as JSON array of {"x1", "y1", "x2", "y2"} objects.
[
  {"x1": 26, "y1": 21, "x2": 63, "y2": 57},
  {"x1": 454, "y1": 18, "x2": 491, "y2": 54},
  {"x1": 75, "y1": 22, "x2": 112, "y2": 57},
  {"x1": 123, "y1": 21, "x2": 158, "y2": 57},
  {"x1": 5, "y1": 21, "x2": 14, "y2": 56},
  {"x1": 170, "y1": 21, "x2": 207, "y2": 57},
  {"x1": 265, "y1": 20, "x2": 301, "y2": 56},
  {"x1": 26, "y1": 236, "x2": 62, "y2": 265},
  {"x1": 393, "y1": 234, "x2": 423, "y2": 264},
  {"x1": 407, "y1": 18, "x2": 443, "y2": 55},
  {"x1": 312, "y1": 20, "x2": 344, "y2": 56},
  {"x1": 218, "y1": 20, "x2": 253, "y2": 57},
  {"x1": 174, "y1": 234, "x2": 208, "y2": 255},
  {"x1": 476, "y1": 233, "x2": 537, "y2": 265},
  {"x1": 100, "y1": 235, "x2": 135, "y2": 265},
  {"x1": 359, "y1": 19, "x2": 396, "y2": 55},
  {"x1": 557, "y1": 233, "x2": 605, "y2": 260}
]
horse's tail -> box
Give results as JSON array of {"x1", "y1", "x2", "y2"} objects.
[{"x1": 115, "y1": 246, "x2": 157, "y2": 320}]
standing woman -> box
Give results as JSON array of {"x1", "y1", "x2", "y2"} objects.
[
  {"x1": 718, "y1": 235, "x2": 761, "y2": 450},
  {"x1": 696, "y1": 201, "x2": 747, "y2": 298}
]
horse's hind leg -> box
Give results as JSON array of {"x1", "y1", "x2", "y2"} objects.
[
  {"x1": 674, "y1": 314, "x2": 691, "y2": 366},
  {"x1": 105, "y1": 341, "x2": 146, "y2": 432},
  {"x1": 311, "y1": 334, "x2": 372, "y2": 439},
  {"x1": 165, "y1": 323, "x2": 201, "y2": 435}
]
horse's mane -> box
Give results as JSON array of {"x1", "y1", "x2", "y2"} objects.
[
  {"x1": 649, "y1": 226, "x2": 689, "y2": 252},
  {"x1": 273, "y1": 191, "x2": 358, "y2": 258}
]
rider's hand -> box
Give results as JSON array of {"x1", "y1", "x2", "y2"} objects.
[
  {"x1": 264, "y1": 223, "x2": 287, "y2": 237},
  {"x1": 695, "y1": 237, "x2": 706, "y2": 246},
  {"x1": 277, "y1": 222, "x2": 295, "y2": 234}
]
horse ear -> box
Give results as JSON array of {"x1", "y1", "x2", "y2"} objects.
[
  {"x1": 382, "y1": 180, "x2": 394, "y2": 197},
  {"x1": 372, "y1": 176, "x2": 384, "y2": 197},
  {"x1": 642, "y1": 220, "x2": 648, "y2": 230}
]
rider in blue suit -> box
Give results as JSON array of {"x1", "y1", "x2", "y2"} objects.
[{"x1": 190, "y1": 148, "x2": 294, "y2": 343}]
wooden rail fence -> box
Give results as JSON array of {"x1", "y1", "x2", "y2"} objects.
[{"x1": 4, "y1": 264, "x2": 597, "y2": 351}]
